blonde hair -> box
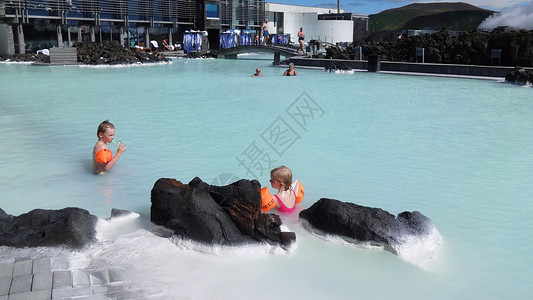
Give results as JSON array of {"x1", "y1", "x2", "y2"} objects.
[
  {"x1": 271, "y1": 166, "x2": 292, "y2": 191},
  {"x1": 97, "y1": 120, "x2": 114, "y2": 138}
]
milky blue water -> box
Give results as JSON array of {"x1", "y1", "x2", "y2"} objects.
[{"x1": 1, "y1": 58, "x2": 532, "y2": 299}]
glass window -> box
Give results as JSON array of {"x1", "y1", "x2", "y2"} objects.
[{"x1": 206, "y1": 4, "x2": 218, "y2": 19}]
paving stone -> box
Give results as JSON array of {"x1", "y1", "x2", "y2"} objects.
[
  {"x1": 71, "y1": 270, "x2": 91, "y2": 287},
  {"x1": 70, "y1": 295, "x2": 111, "y2": 300},
  {"x1": 51, "y1": 286, "x2": 91, "y2": 299},
  {"x1": 49, "y1": 258, "x2": 69, "y2": 272},
  {"x1": 0, "y1": 276, "x2": 11, "y2": 296},
  {"x1": 0, "y1": 263, "x2": 14, "y2": 278},
  {"x1": 88, "y1": 270, "x2": 109, "y2": 285},
  {"x1": 32, "y1": 258, "x2": 51, "y2": 274},
  {"x1": 0, "y1": 295, "x2": 7, "y2": 300},
  {"x1": 7, "y1": 289, "x2": 51, "y2": 300},
  {"x1": 32, "y1": 272, "x2": 52, "y2": 291},
  {"x1": 91, "y1": 282, "x2": 129, "y2": 295},
  {"x1": 12, "y1": 261, "x2": 32, "y2": 276},
  {"x1": 108, "y1": 268, "x2": 127, "y2": 283},
  {"x1": 109, "y1": 289, "x2": 146, "y2": 300},
  {"x1": 52, "y1": 271, "x2": 72, "y2": 289},
  {"x1": 9, "y1": 275, "x2": 32, "y2": 294}
]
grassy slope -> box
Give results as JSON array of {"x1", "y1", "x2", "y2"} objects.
[{"x1": 369, "y1": 2, "x2": 495, "y2": 32}]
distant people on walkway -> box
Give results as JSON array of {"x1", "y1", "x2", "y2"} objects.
[
  {"x1": 252, "y1": 68, "x2": 263, "y2": 77},
  {"x1": 283, "y1": 63, "x2": 298, "y2": 76},
  {"x1": 262, "y1": 19, "x2": 269, "y2": 46},
  {"x1": 298, "y1": 27, "x2": 306, "y2": 54}
]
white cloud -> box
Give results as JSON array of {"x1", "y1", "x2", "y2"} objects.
[{"x1": 478, "y1": 1, "x2": 533, "y2": 29}]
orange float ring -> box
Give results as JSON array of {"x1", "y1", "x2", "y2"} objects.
[
  {"x1": 291, "y1": 180, "x2": 305, "y2": 204},
  {"x1": 261, "y1": 187, "x2": 276, "y2": 213},
  {"x1": 95, "y1": 148, "x2": 112, "y2": 164}
]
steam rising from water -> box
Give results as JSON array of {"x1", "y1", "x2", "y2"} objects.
[{"x1": 479, "y1": 2, "x2": 533, "y2": 30}]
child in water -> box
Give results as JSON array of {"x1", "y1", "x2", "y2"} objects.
[
  {"x1": 93, "y1": 120, "x2": 126, "y2": 174},
  {"x1": 270, "y1": 166, "x2": 296, "y2": 213}
]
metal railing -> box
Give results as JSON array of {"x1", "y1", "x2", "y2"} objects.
[{"x1": 1, "y1": 0, "x2": 264, "y2": 27}]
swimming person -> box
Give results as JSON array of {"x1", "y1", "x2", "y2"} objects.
[
  {"x1": 283, "y1": 63, "x2": 298, "y2": 76},
  {"x1": 93, "y1": 120, "x2": 126, "y2": 174},
  {"x1": 252, "y1": 68, "x2": 263, "y2": 77},
  {"x1": 270, "y1": 166, "x2": 297, "y2": 213}
]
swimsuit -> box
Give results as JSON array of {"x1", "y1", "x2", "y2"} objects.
[
  {"x1": 275, "y1": 191, "x2": 296, "y2": 213},
  {"x1": 285, "y1": 69, "x2": 294, "y2": 76}
]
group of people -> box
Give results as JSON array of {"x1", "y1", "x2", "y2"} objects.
[
  {"x1": 261, "y1": 19, "x2": 306, "y2": 55},
  {"x1": 93, "y1": 121, "x2": 300, "y2": 213},
  {"x1": 252, "y1": 62, "x2": 298, "y2": 77}
]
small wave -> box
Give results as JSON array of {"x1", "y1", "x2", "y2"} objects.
[
  {"x1": 391, "y1": 226, "x2": 443, "y2": 268},
  {"x1": 300, "y1": 218, "x2": 443, "y2": 268},
  {"x1": 168, "y1": 235, "x2": 294, "y2": 256},
  {"x1": 95, "y1": 212, "x2": 142, "y2": 241},
  {"x1": 79, "y1": 61, "x2": 172, "y2": 68},
  {"x1": 0, "y1": 61, "x2": 34, "y2": 65},
  {"x1": 333, "y1": 69, "x2": 355, "y2": 75}
]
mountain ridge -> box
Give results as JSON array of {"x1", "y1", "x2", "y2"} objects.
[{"x1": 369, "y1": 2, "x2": 495, "y2": 32}]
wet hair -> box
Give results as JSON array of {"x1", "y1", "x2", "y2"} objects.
[
  {"x1": 97, "y1": 120, "x2": 114, "y2": 138},
  {"x1": 271, "y1": 166, "x2": 292, "y2": 191}
]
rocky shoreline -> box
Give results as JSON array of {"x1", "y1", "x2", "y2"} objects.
[
  {"x1": 0, "y1": 41, "x2": 170, "y2": 65},
  {"x1": 329, "y1": 29, "x2": 533, "y2": 67},
  {"x1": 1, "y1": 177, "x2": 440, "y2": 258}
]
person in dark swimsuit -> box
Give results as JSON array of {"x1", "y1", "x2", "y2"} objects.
[
  {"x1": 298, "y1": 27, "x2": 306, "y2": 54},
  {"x1": 283, "y1": 62, "x2": 298, "y2": 76}
]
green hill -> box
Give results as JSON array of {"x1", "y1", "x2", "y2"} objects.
[{"x1": 369, "y1": 2, "x2": 495, "y2": 32}]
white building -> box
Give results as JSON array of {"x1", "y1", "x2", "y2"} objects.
[{"x1": 265, "y1": 3, "x2": 360, "y2": 45}]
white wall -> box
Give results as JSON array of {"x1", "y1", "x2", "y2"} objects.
[
  {"x1": 266, "y1": 3, "x2": 338, "y2": 14},
  {"x1": 265, "y1": 3, "x2": 353, "y2": 44}
]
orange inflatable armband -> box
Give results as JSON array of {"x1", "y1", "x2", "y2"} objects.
[
  {"x1": 261, "y1": 187, "x2": 276, "y2": 213},
  {"x1": 95, "y1": 148, "x2": 113, "y2": 164},
  {"x1": 291, "y1": 180, "x2": 305, "y2": 204}
]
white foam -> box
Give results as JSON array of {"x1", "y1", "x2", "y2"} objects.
[
  {"x1": 168, "y1": 235, "x2": 293, "y2": 256},
  {"x1": 78, "y1": 61, "x2": 172, "y2": 68},
  {"x1": 391, "y1": 226, "x2": 443, "y2": 269},
  {"x1": 300, "y1": 219, "x2": 443, "y2": 268},
  {"x1": 95, "y1": 212, "x2": 142, "y2": 241},
  {"x1": 333, "y1": 69, "x2": 355, "y2": 74}
]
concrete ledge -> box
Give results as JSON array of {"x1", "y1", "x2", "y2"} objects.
[{"x1": 289, "y1": 57, "x2": 533, "y2": 78}]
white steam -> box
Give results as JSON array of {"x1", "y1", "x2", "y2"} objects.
[{"x1": 479, "y1": 2, "x2": 533, "y2": 30}]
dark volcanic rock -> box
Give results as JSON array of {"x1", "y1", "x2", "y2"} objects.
[
  {"x1": 151, "y1": 177, "x2": 296, "y2": 249},
  {"x1": 325, "y1": 61, "x2": 352, "y2": 72},
  {"x1": 0, "y1": 53, "x2": 49, "y2": 63},
  {"x1": 0, "y1": 207, "x2": 98, "y2": 248},
  {"x1": 76, "y1": 41, "x2": 169, "y2": 65},
  {"x1": 348, "y1": 28, "x2": 533, "y2": 67},
  {"x1": 299, "y1": 198, "x2": 435, "y2": 254},
  {"x1": 505, "y1": 67, "x2": 533, "y2": 85}
]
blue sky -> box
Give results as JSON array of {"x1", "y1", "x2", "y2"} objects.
[{"x1": 268, "y1": 0, "x2": 532, "y2": 15}]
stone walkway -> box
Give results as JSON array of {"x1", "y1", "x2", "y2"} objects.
[{"x1": 0, "y1": 257, "x2": 146, "y2": 300}]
